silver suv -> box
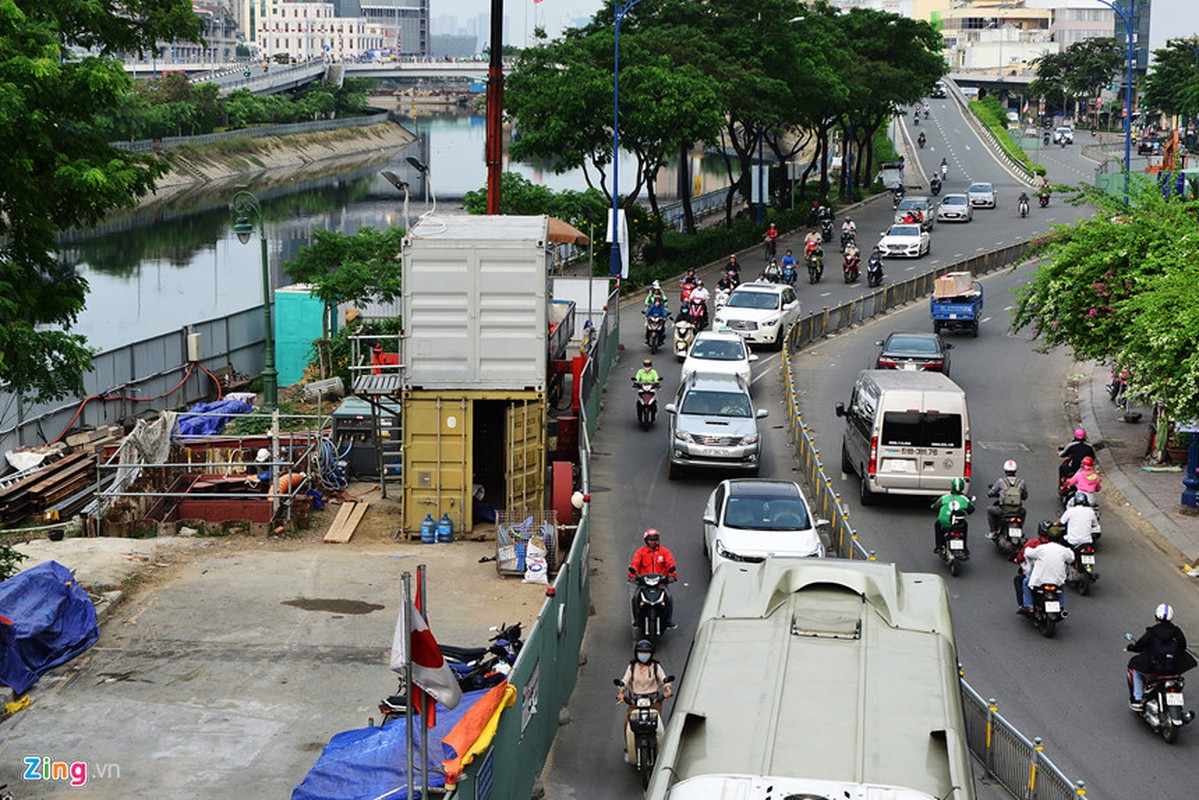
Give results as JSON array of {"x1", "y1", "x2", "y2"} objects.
[
  {"x1": 894, "y1": 196, "x2": 935, "y2": 231},
  {"x1": 665, "y1": 372, "x2": 768, "y2": 479},
  {"x1": 1053, "y1": 126, "x2": 1074, "y2": 144}
]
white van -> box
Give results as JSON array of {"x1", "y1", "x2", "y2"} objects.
[{"x1": 835, "y1": 370, "x2": 971, "y2": 505}]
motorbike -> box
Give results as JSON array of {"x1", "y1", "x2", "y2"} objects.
[
  {"x1": 644, "y1": 315, "x2": 667, "y2": 354},
  {"x1": 939, "y1": 516, "x2": 970, "y2": 577},
  {"x1": 781, "y1": 263, "x2": 798, "y2": 286},
  {"x1": 929, "y1": 177, "x2": 942, "y2": 196},
  {"x1": 806, "y1": 250, "x2": 824, "y2": 284},
  {"x1": 764, "y1": 236, "x2": 778, "y2": 258},
  {"x1": 1038, "y1": 192, "x2": 1050, "y2": 208},
  {"x1": 842, "y1": 251, "x2": 860, "y2": 283},
  {"x1": 914, "y1": 114, "x2": 920, "y2": 126},
  {"x1": 940, "y1": 164, "x2": 948, "y2": 181},
  {"x1": 1058, "y1": 488, "x2": 1104, "y2": 542},
  {"x1": 679, "y1": 278, "x2": 698, "y2": 306},
  {"x1": 631, "y1": 573, "x2": 673, "y2": 644},
  {"x1": 866, "y1": 254, "x2": 884, "y2": 287},
  {"x1": 1060, "y1": 138, "x2": 1067, "y2": 149},
  {"x1": 373, "y1": 622, "x2": 523, "y2": 725},
  {"x1": 686, "y1": 297, "x2": 708, "y2": 332},
  {"x1": 892, "y1": 187, "x2": 905, "y2": 209},
  {"x1": 918, "y1": 134, "x2": 926, "y2": 149},
  {"x1": 613, "y1": 675, "x2": 675, "y2": 787},
  {"x1": 714, "y1": 287, "x2": 731, "y2": 311},
  {"x1": 1066, "y1": 542, "x2": 1099, "y2": 595},
  {"x1": 1018, "y1": 197, "x2": 1030, "y2": 218},
  {"x1": 1021, "y1": 583, "x2": 1067, "y2": 638},
  {"x1": 990, "y1": 508, "x2": 1026, "y2": 558},
  {"x1": 820, "y1": 218, "x2": 835, "y2": 243},
  {"x1": 923, "y1": 109, "x2": 929, "y2": 119},
  {"x1": 1124, "y1": 633, "x2": 1196, "y2": 743},
  {"x1": 762, "y1": 261, "x2": 783, "y2": 283},
  {"x1": 840, "y1": 230, "x2": 856, "y2": 252},
  {"x1": 673, "y1": 317, "x2": 697, "y2": 361},
  {"x1": 632, "y1": 379, "x2": 660, "y2": 430}
]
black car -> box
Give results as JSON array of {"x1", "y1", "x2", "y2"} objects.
[
  {"x1": 874, "y1": 332, "x2": 953, "y2": 375},
  {"x1": 1137, "y1": 138, "x2": 1159, "y2": 156}
]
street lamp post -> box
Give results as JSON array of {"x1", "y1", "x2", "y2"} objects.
[
  {"x1": 1092, "y1": 0, "x2": 1135, "y2": 203},
  {"x1": 231, "y1": 190, "x2": 278, "y2": 410},
  {"x1": 611, "y1": 0, "x2": 644, "y2": 279}
]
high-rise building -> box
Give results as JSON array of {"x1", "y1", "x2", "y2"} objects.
[{"x1": 241, "y1": 0, "x2": 427, "y2": 56}]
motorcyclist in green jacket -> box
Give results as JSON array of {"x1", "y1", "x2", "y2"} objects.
[{"x1": 931, "y1": 477, "x2": 974, "y2": 554}]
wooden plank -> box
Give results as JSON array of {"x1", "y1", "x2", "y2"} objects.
[
  {"x1": 321, "y1": 502, "x2": 357, "y2": 542},
  {"x1": 0, "y1": 452, "x2": 89, "y2": 499},
  {"x1": 323, "y1": 501, "x2": 368, "y2": 543}
]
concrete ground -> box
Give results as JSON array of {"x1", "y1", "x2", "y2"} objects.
[{"x1": 0, "y1": 487, "x2": 551, "y2": 798}]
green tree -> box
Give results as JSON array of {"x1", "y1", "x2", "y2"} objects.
[
  {"x1": 1062, "y1": 38, "x2": 1122, "y2": 128},
  {"x1": 1143, "y1": 39, "x2": 1199, "y2": 120},
  {"x1": 1012, "y1": 186, "x2": 1199, "y2": 419},
  {"x1": 0, "y1": 0, "x2": 201, "y2": 402},
  {"x1": 1029, "y1": 50, "x2": 1071, "y2": 118},
  {"x1": 282, "y1": 226, "x2": 406, "y2": 339}
]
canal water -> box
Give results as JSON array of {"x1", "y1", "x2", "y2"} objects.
[{"x1": 64, "y1": 113, "x2": 733, "y2": 354}]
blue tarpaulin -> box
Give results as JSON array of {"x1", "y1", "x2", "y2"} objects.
[
  {"x1": 292, "y1": 688, "x2": 490, "y2": 800},
  {"x1": 174, "y1": 398, "x2": 255, "y2": 437},
  {"x1": 0, "y1": 561, "x2": 99, "y2": 695}
]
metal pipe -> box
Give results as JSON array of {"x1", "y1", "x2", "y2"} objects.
[
  {"x1": 610, "y1": 0, "x2": 645, "y2": 278},
  {"x1": 485, "y1": 0, "x2": 504, "y2": 214}
]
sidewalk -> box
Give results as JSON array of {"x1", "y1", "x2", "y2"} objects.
[{"x1": 1077, "y1": 362, "x2": 1199, "y2": 566}]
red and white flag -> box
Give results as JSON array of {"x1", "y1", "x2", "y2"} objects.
[{"x1": 390, "y1": 598, "x2": 463, "y2": 713}]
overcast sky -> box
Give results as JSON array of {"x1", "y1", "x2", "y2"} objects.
[{"x1": 436, "y1": 0, "x2": 604, "y2": 42}]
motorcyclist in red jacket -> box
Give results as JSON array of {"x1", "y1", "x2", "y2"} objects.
[{"x1": 628, "y1": 528, "x2": 677, "y2": 628}]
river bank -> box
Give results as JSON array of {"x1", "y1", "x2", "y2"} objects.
[{"x1": 140, "y1": 121, "x2": 416, "y2": 209}]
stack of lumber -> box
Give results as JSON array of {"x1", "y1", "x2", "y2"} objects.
[{"x1": 0, "y1": 452, "x2": 96, "y2": 526}]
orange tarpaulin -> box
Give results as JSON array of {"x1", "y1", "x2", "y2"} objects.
[
  {"x1": 442, "y1": 680, "x2": 517, "y2": 787},
  {"x1": 547, "y1": 217, "x2": 590, "y2": 246}
]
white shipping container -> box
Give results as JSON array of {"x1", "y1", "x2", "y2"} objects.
[{"x1": 402, "y1": 215, "x2": 551, "y2": 391}]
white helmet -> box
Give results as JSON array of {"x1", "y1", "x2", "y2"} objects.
[
  {"x1": 1156, "y1": 603, "x2": 1175, "y2": 622},
  {"x1": 255, "y1": 448, "x2": 270, "y2": 463},
  {"x1": 1003, "y1": 459, "x2": 1017, "y2": 474},
  {"x1": 652, "y1": 280, "x2": 661, "y2": 290}
]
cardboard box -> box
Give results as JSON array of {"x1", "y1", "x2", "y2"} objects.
[{"x1": 934, "y1": 272, "x2": 974, "y2": 298}]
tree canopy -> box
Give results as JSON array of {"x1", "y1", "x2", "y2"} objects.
[
  {"x1": 1029, "y1": 38, "x2": 1122, "y2": 121},
  {"x1": 1013, "y1": 186, "x2": 1199, "y2": 420},
  {"x1": 1142, "y1": 39, "x2": 1199, "y2": 120},
  {"x1": 0, "y1": 0, "x2": 201, "y2": 401}
]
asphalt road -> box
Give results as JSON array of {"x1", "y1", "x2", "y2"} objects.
[{"x1": 543, "y1": 100, "x2": 1193, "y2": 798}]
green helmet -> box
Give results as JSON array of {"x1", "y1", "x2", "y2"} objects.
[{"x1": 951, "y1": 477, "x2": 965, "y2": 493}]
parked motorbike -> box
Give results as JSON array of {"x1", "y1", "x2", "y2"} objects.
[
  {"x1": 866, "y1": 253, "x2": 884, "y2": 287},
  {"x1": 631, "y1": 573, "x2": 673, "y2": 644},
  {"x1": 1039, "y1": 192, "x2": 1051, "y2": 208},
  {"x1": 1124, "y1": 633, "x2": 1195, "y2": 743},
  {"x1": 820, "y1": 218, "x2": 835, "y2": 243},
  {"x1": 613, "y1": 675, "x2": 675, "y2": 787},
  {"x1": 673, "y1": 317, "x2": 697, "y2": 361},
  {"x1": 990, "y1": 509, "x2": 1026, "y2": 558},
  {"x1": 1067, "y1": 542, "x2": 1099, "y2": 595},
  {"x1": 632, "y1": 379, "x2": 661, "y2": 431},
  {"x1": 644, "y1": 315, "x2": 667, "y2": 354},
  {"x1": 1018, "y1": 197, "x2": 1030, "y2": 218},
  {"x1": 373, "y1": 623, "x2": 523, "y2": 725},
  {"x1": 929, "y1": 177, "x2": 942, "y2": 196},
  {"x1": 843, "y1": 251, "x2": 860, "y2": 283},
  {"x1": 1021, "y1": 584, "x2": 1067, "y2": 638},
  {"x1": 807, "y1": 250, "x2": 824, "y2": 284}
]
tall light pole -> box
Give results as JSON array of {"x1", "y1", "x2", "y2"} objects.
[
  {"x1": 610, "y1": 0, "x2": 644, "y2": 278},
  {"x1": 231, "y1": 190, "x2": 277, "y2": 410},
  {"x1": 1092, "y1": 0, "x2": 1135, "y2": 203}
]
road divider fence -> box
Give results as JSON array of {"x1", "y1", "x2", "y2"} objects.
[{"x1": 781, "y1": 237, "x2": 1088, "y2": 799}]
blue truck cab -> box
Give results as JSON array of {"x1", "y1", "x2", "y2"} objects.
[{"x1": 931, "y1": 280, "x2": 983, "y2": 337}]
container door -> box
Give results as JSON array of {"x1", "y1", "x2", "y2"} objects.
[
  {"x1": 402, "y1": 395, "x2": 472, "y2": 537},
  {"x1": 506, "y1": 400, "x2": 545, "y2": 515}
]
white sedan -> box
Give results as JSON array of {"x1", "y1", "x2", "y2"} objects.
[
  {"x1": 876, "y1": 223, "x2": 931, "y2": 258},
  {"x1": 680, "y1": 331, "x2": 758, "y2": 385},
  {"x1": 702, "y1": 479, "x2": 827, "y2": 571},
  {"x1": 712, "y1": 282, "x2": 801, "y2": 349}
]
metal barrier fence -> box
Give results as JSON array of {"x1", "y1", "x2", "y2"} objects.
[
  {"x1": 960, "y1": 678, "x2": 1087, "y2": 800},
  {"x1": 110, "y1": 111, "x2": 392, "y2": 153},
  {"x1": 780, "y1": 238, "x2": 1087, "y2": 799},
  {"x1": 578, "y1": 287, "x2": 622, "y2": 440},
  {"x1": 449, "y1": 298, "x2": 614, "y2": 800}
]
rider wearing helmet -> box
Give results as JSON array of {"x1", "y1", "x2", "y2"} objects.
[
  {"x1": 628, "y1": 529, "x2": 678, "y2": 629},
  {"x1": 1127, "y1": 604, "x2": 1198, "y2": 709},
  {"x1": 644, "y1": 280, "x2": 668, "y2": 311},
  {"x1": 1013, "y1": 521, "x2": 1054, "y2": 608},
  {"x1": 635, "y1": 359, "x2": 660, "y2": 385},
  {"x1": 690, "y1": 278, "x2": 710, "y2": 305},
  {"x1": 1058, "y1": 427, "x2": 1096, "y2": 481},
  {"x1": 1056, "y1": 492, "x2": 1098, "y2": 547},
  {"x1": 1065, "y1": 455, "x2": 1102, "y2": 505},
  {"x1": 986, "y1": 459, "x2": 1028, "y2": 537},
  {"x1": 931, "y1": 477, "x2": 975, "y2": 554},
  {"x1": 1020, "y1": 524, "x2": 1074, "y2": 613},
  {"x1": 616, "y1": 639, "x2": 673, "y2": 710}
]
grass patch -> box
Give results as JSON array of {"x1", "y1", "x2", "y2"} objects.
[{"x1": 969, "y1": 97, "x2": 1045, "y2": 177}]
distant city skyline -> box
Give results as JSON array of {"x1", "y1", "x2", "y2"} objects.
[{"x1": 435, "y1": 0, "x2": 602, "y2": 45}]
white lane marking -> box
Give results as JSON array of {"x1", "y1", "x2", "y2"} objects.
[
  {"x1": 981, "y1": 317, "x2": 992, "y2": 323},
  {"x1": 931, "y1": 260, "x2": 941, "y2": 265},
  {"x1": 996, "y1": 241, "x2": 1005, "y2": 245},
  {"x1": 964, "y1": 144, "x2": 971, "y2": 150},
  {"x1": 1003, "y1": 305, "x2": 1014, "y2": 311},
  {"x1": 820, "y1": 291, "x2": 832, "y2": 297},
  {"x1": 954, "y1": 253, "x2": 964, "y2": 258},
  {"x1": 976, "y1": 247, "x2": 985, "y2": 251},
  {"x1": 905, "y1": 265, "x2": 916, "y2": 270}
]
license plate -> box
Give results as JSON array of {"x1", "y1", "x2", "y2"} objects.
[
  {"x1": 949, "y1": 313, "x2": 958, "y2": 319},
  {"x1": 1167, "y1": 693, "x2": 1185, "y2": 706},
  {"x1": 884, "y1": 460, "x2": 910, "y2": 472},
  {"x1": 949, "y1": 539, "x2": 965, "y2": 550},
  {"x1": 700, "y1": 447, "x2": 725, "y2": 457},
  {"x1": 1044, "y1": 601, "x2": 1061, "y2": 613},
  {"x1": 902, "y1": 363, "x2": 917, "y2": 370},
  {"x1": 1081, "y1": 554, "x2": 1096, "y2": 565},
  {"x1": 1008, "y1": 527, "x2": 1022, "y2": 539}
]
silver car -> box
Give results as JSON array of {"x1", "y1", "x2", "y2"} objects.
[
  {"x1": 665, "y1": 372, "x2": 767, "y2": 479},
  {"x1": 936, "y1": 193, "x2": 973, "y2": 223},
  {"x1": 966, "y1": 182, "x2": 996, "y2": 208},
  {"x1": 894, "y1": 196, "x2": 934, "y2": 231}
]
